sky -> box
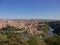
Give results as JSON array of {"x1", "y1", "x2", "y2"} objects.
[{"x1": 0, "y1": 0, "x2": 60, "y2": 20}]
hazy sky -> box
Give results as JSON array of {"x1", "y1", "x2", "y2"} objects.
[{"x1": 0, "y1": 0, "x2": 60, "y2": 20}]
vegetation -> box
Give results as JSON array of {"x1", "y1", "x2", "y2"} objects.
[
  {"x1": 0, "y1": 24, "x2": 60, "y2": 45},
  {"x1": 37, "y1": 24, "x2": 49, "y2": 32},
  {"x1": 45, "y1": 35, "x2": 60, "y2": 45},
  {"x1": 1, "y1": 25, "x2": 25, "y2": 31}
]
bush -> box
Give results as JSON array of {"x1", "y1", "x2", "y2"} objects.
[{"x1": 1, "y1": 25, "x2": 25, "y2": 31}]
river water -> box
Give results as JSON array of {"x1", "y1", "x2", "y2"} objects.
[{"x1": 48, "y1": 27, "x2": 54, "y2": 37}]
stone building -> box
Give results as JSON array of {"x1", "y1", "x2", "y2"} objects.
[{"x1": 0, "y1": 20, "x2": 46, "y2": 35}]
